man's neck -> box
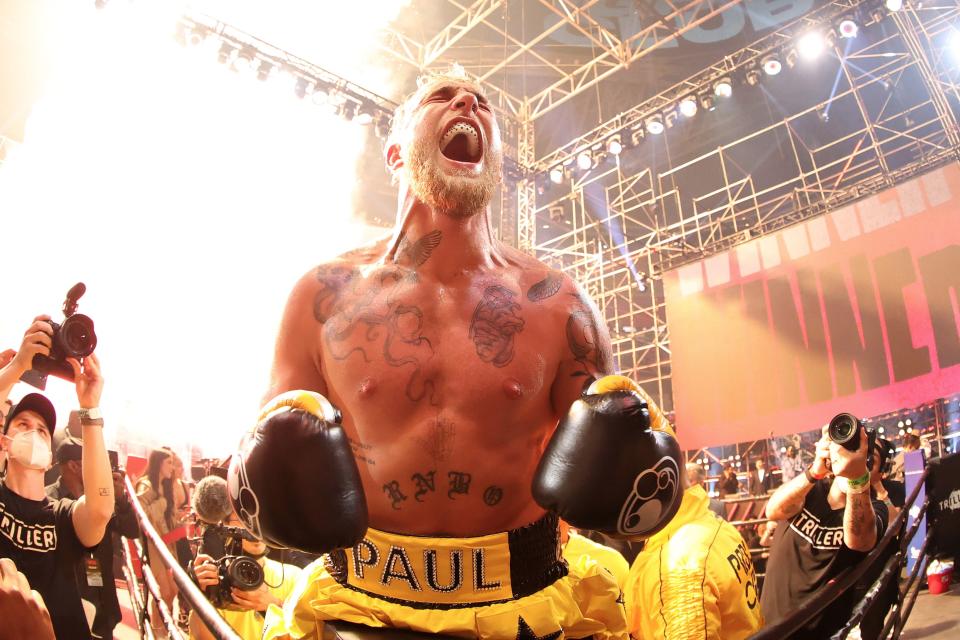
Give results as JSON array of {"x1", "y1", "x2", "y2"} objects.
[
  {"x1": 4, "y1": 466, "x2": 46, "y2": 500},
  {"x1": 387, "y1": 192, "x2": 506, "y2": 279}
]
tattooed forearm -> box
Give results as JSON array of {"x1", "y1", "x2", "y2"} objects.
[
  {"x1": 469, "y1": 285, "x2": 525, "y2": 367},
  {"x1": 527, "y1": 272, "x2": 563, "y2": 302},
  {"x1": 845, "y1": 492, "x2": 877, "y2": 549},
  {"x1": 397, "y1": 230, "x2": 442, "y2": 267},
  {"x1": 765, "y1": 474, "x2": 816, "y2": 520}
]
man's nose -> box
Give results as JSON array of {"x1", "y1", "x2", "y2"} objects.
[{"x1": 452, "y1": 92, "x2": 478, "y2": 114}]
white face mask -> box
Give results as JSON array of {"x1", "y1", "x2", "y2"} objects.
[{"x1": 4, "y1": 431, "x2": 52, "y2": 470}]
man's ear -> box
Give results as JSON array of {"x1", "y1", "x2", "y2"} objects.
[{"x1": 386, "y1": 143, "x2": 403, "y2": 174}]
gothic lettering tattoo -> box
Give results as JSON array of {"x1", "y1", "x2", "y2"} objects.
[
  {"x1": 469, "y1": 285, "x2": 525, "y2": 367},
  {"x1": 526, "y1": 272, "x2": 563, "y2": 302},
  {"x1": 397, "y1": 230, "x2": 443, "y2": 267},
  {"x1": 566, "y1": 295, "x2": 612, "y2": 378},
  {"x1": 482, "y1": 485, "x2": 503, "y2": 506},
  {"x1": 447, "y1": 471, "x2": 472, "y2": 499},
  {"x1": 411, "y1": 470, "x2": 437, "y2": 502},
  {"x1": 383, "y1": 481, "x2": 407, "y2": 510}
]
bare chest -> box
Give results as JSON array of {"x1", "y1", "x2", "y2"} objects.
[{"x1": 316, "y1": 267, "x2": 557, "y2": 415}]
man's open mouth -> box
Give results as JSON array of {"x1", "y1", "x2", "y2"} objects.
[{"x1": 439, "y1": 121, "x2": 483, "y2": 163}]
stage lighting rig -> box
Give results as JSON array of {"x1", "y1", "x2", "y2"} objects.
[
  {"x1": 838, "y1": 19, "x2": 859, "y2": 39},
  {"x1": 762, "y1": 55, "x2": 782, "y2": 76},
  {"x1": 713, "y1": 78, "x2": 733, "y2": 98},
  {"x1": 679, "y1": 96, "x2": 698, "y2": 118},
  {"x1": 606, "y1": 135, "x2": 623, "y2": 156},
  {"x1": 549, "y1": 167, "x2": 564, "y2": 184},
  {"x1": 646, "y1": 115, "x2": 665, "y2": 135},
  {"x1": 745, "y1": 66, "x2": 762, "y2": 86},
  {"x1": 256, "y1": 61, "x2": 273, "y2": 82},
  {"x1": 885, "y1": 0, "x2": 903, "y2": 12},
  {"x1": 699, "y1": 92, "x2": 716, "y2": 112},
  {"x1": 577, "y1": 150, "x2": 593, "y2": 170}
]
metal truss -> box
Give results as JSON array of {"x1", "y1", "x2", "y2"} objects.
[{"x1": 528, "y1": 3, "x2": 960, "y2": 412}]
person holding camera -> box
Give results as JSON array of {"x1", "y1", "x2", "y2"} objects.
[
  {"x1": 46, "y1": 438, "x2": 139, "y2": 639},
  {"x1": 760, "y1": 422, "x2": 889, "y2": 638},
  {"x1": 0, "y1": 315, "x2": 114, "y2": 639},
  {"x1": 189, "y1": 509, "x2": 301, "y2": 640}
]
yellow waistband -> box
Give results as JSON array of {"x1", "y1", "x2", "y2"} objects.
[{"x1": 327, "y1": 517, "x2": 566, "y2": 607}]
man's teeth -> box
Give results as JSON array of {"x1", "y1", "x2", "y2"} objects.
[{"x1": 440, "y1": 122, "x2": 480, "y2": 158}]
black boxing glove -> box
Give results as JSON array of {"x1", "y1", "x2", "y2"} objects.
[
  {"x1": 532, "y1": 375, "x2": 683, "y2": 540},
  {"x1": 228, "y1": 390, "x2": 368, "y2": 554}
]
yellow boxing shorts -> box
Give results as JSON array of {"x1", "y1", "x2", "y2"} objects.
[{"x1": 263, "y1": 514, "x2": 627, "y2": 639}]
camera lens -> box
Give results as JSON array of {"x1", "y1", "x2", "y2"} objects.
[
  {"x1": 828, "y1": 413, "x2": 861, "y2": 451},
  {"x1": 227, "y1": 556, "x2": 264, "y2": 590},
  {"x1": 58, "y1": 314, "x2": 97, "y2": 358}
]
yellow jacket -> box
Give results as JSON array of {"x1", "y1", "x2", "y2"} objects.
[{"x1": 624, "y1": 485, "x2": 763, "y2": 640}]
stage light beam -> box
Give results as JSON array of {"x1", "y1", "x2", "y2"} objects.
[
  {"x1": 798, "y1": 32, "x2": 825, "y2": 61},
  {"x1": 549, "y1": 167, "x2": 564, "y2": 184},
  {"x1": 577, "y1": 150, "x2": 593, "y2": 170},
  {"x1": 606, "y1": 135, "x2": 623, "y2": 155}
]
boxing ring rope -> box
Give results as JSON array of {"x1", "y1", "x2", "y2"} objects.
[
  {"x1": 123, "y1": 475, "x2": 242, "y2": 640},
  {"x1": 748, "y1": 467, "x2": 931, "y2": 640}
]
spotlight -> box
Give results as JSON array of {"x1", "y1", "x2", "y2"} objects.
[
  {"x1": 699, "y1": 92, "x2": 716, "y2": 112},
  {"x1": 256, "y1": 61, "x2": 273, "y2": 82},
  {"x1": 798, "y1": 32, "x2": 825, "y2": 60},
  {"x1": 294, "y1": 77, "x2": 311, "y2": 99},
  {"x1": 817, "y1": 106, "x2": 829, "y2": 122},
  {"x1": 898, "y1": 420, "x2": 904, "y2": 428},
  {"x1": 577, "y1": 151, "x2": 593, "y2": 170},
  {"x1": 745, "y1": 67, "x2": 762, "y2": 86},
  {"x1": 714, "y1": 78, "x2": 733, "y2": 98},
  {"x1": 646, "y1": 115, "x2": 664, "y2": 135},
  {"x1": 679, "y1": 96, "x2": 698, "y2": 117},
  {"x1": 905, "y1": 418, "x2": 912, "y2": 426},
  {"x1": 217, "y1": 42, "x2": 234, "y2": 65},
  {"x1": 355, "y1": 104, "x2": 375, "y2": 126},
  {"x1": 885, "y1": 0, "x2": 902, "y2": 11},
  {"x1": 762, "y1": 55, "x2": 782, "y2": 76},
  {"x1": 549, "y1": 167, "x2": 564, "y2": 184},
  {"x1": 838, "y1": 19, "x2": 859, "y2": 39},
  {"x1": 606, "y1": 135, "x2": 623, "y2": 155},
  {"x1": 232, "y1": 49, "x2": 257, "y2": 74}
]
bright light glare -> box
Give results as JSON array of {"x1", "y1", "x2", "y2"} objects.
[
  {"x1": 713, "y1": 79, "x2": 733, "y2": 98},
  {"x1": 577, "y1": 151, "x2": 593, "y2": 170},
  {"x1": 798, "y1": 32, "x2": 825, "y2": 60},
  {"x1": 951, "y1": 31, "x2": 960, "y2": 59},
  {"x1": 679, "y1": 97, "x2": 698, "y2": 118},
  {"x1": 0, "y1": 1, "x2": 406, "y2": 456},
  {"x1": 549, "y1": 167, "x2": 563, "y2": 184},
  {"x1": 646, "y1": 117, "x2": 664, "y2": 135},
  {"x1": 885, "y1": 0, "x2": 903, "y2": 11},
  {"x1": 762, "y1": 56, "x2": 782, "y2": 76}
]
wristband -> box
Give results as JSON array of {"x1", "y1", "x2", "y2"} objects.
[
  {"x1": 845, "y1": 469, "x2": 871, "y2": 494},
  {"x1": 805, "y1": 466, "x2": 826, "y2": 483}
]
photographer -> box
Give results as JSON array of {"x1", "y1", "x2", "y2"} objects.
[
  {"x1": 46, "y1": 439, "x2": 139, "y2": 639},
  {"x1": 0, "y1": 316, "x2": 114, "y2": 639},
  {"x1": 760, "y1": 422, "x2": 889, "y2": 638},
  {"x1": 188, "y1": 476, "x2": 300, "y2": 640}
]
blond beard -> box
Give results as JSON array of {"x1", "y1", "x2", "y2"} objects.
[{"x1": 404, "y1": 135, "x2": 502, "y2": 219}]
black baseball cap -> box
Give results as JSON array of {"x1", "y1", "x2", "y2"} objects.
[
  {"x1": 3, "y1": 393, "x2": 57, "y2": 437},
  {"x1": 56, "y1": 437, "x2": 83, "y2": 464}
]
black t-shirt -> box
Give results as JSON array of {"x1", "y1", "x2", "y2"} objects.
[
  {"x1": 0, "y1": 482, "x2": 91, "y2": 639},
  {"x1": 760, "y1": 480, "x2": 889, "y2": 638}
]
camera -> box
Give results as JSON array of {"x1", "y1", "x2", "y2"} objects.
[
  {"x1": 197, "y1": 523, "x2": 264, "y2": 609},
  {"x1": 21, "y1": 283, "x2": 98, "y2": 391},
  {"x1": 828, "y1": 413, "x2": 876, "y2": 469}
]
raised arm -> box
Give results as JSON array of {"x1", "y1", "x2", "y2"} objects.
[
  {"x1": 766, "y1": 428, "x2": 830, "y2": 521},
  {"x1": 68, "y1": 353, "x2": 115, "y2": 547},
  {"x1": 830, "y1": 427, "x2": 881, "y2": 552},
  {"x1": 0, "y1": 317, "x2": 54, "y2": 405}
]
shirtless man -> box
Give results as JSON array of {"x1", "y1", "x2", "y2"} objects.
[{"x1": 229, "y1": 70, "x2": 682, "y2": 640}]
